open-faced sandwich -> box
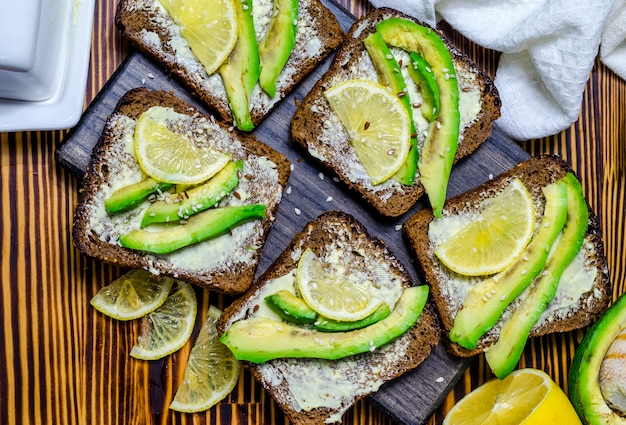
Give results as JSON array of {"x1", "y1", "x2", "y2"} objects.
[
  {"x1": 115, "y1": 0, "x2": 344, "y2": 131},
  {"x1": 72, "y1": 87, "x2": 291, "y2": 295},
  {"x1": 216, "y1": 211, "x2": 441, "y2": 425},
  {"x1": 291, "y1": 7, "x2": 501, "y2": 217},
  {"x1": 403, "y1": 154, "x2": 611, "y2": 378}
]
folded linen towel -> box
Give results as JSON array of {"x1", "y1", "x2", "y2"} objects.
[{"x1": 369, "y1": 0, "x2": 624, "y2": 141}]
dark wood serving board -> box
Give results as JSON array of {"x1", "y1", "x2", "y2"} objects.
[{"x1": 56, "y1": 1, "x2": 529, "y2": 423}]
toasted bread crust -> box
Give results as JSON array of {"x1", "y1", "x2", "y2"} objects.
[
  {"x1": 217, "y1": 211, "x2": 441, "y2": 425},
  {"x1": 73, "y1": 88, "x2": 291, "y2": 294},
  {"x1": 291, "y1": 7, "x2": 501, "y2": 217},
  {"x1": 115, "y1": 0, "x2": 344, "y2": 128},
  {"x1": 403, "y1": 155, "x2": 612, "y2": 356}
]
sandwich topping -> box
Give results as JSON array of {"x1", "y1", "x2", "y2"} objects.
[
  {"x1": 90, "y1": 105, "x2": 283, "y2": 271},
  {"x1": 428, "y1": 173, "x2": 600, "y2": 377},
  {"x1": 312, "y1": 15, "x2": 482, "y2": 212}
]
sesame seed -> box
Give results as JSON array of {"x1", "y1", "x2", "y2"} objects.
[
  {"x1": 326, "y1": 196, "x2": 333, "y2": 202},
  {"x1": 436, "y1": 377, "x2": 445, "y2": 383},
  {"x1": 319, "y1": 172, "x2": 325, "y2": 180},
  {"x1": 286, "y1": 186, "x2": 292, "y2": 195},
  {"x1": 147, "y1": 73, "x2": 155, "y2": 79},
  {"x1": 395, "y1": 224, "x2": 402, "y2": 231},
  {"x1": 385, "y1": 54, "x2": 393, "y2": 60},
  {"x1": 387, "y1": 148, "x2": 396, "y2": 155},
  {"x1": 364, "y1": 121, "x2": 371, "y2": 130},
  {"x1": 294, "y1": 208, "x2": 301, "y2": 215}
]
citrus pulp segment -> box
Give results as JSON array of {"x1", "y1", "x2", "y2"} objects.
[
  {"x1": 170, "y1": 305, "x2": 240, "y2": 412},
  {"x1": 134, "y1": 107, "x2": 230, "y2": 185},
  {"x1": 295, "y1": 248, "x2": 382, "y2": 322},
  {"x1": 158, "y1": 0, "x2": 238, "y2": 76},
  {"x1": 435, "y1": 178, "x2": 536, "y2": 276},
  {"x1": 90, "y1": 269, "x2": 173, "y2": 321},
  {"x1": 443, "y1": 368, "x2": 582, "y2": 425},
  {"x1": 130, "y1": 280, "x2": 197, "y2": 360},
  {"x1": 324, "y1": 79, "x2": 411, "y2": 185}
]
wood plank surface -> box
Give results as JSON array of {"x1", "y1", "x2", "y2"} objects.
[{"x1": 0, "y1": 0, "x2": 625, "y2": 424}]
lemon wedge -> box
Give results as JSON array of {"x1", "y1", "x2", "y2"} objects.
[
  {"x1": 130, "y1": 280, "x2": 197, "y2": 360},
  {"x1": 90, "y1": 269, "x2": 173, "y2": 321},
  {"x1": 134, "y1": 106, "x2": 230, "y2": 185},
  {"x1": 295, "y1": 248, "x2": 381, "y2": 322},
  {"x1": 324, "y1": 79, "x2": 411, "y2": 185},
  {"x1": 435, "y1": 178, "x2": 535, "y2": 276},
  {"x1": 443, "y1": 368, "x2": 582, "y2": 425},
  {"x1": 158, "y1": 0, "x2": 238, "y2": 76},
  {"x1": 170, "y1": 305, "x2": 240, "y2": 412}
]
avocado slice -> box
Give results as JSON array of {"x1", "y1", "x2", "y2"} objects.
[
  {"x1": 119, "y1": 204, "x2": 266, "y2": 254},
  {"x1": 141, "y1": 160, "x2": 242, "y2": 227},
  {"x1": 265, "y1": 289, "x2": 392, "y2": 331},
  {"x1": 485, "y1": 173, "x2": 589, "y2": 378},
  {"x1": 220, "y1": 285, "x2": 428, "y2": 363},
  {"x1": 218, "y1": 0, "x2": 260, "y2": 131},
  {"x1": 406, "y1": 51, "x2": 440, "y2": 122},
  {"x1": 265, "y1": 289, "x2": 318, "y2": 325},
  {"x1": 450, "y1": 180, "x2": 569, "y2": 350},
  {"x1": 363, "y1": 30, "x2": 418, "y2": 186},
  {"x1": 314, "y1": 303, "x2": 391, "y2": 332},
  {"x1": 376, "y1": 17, "x2": 460, "y2": 218},
  {"x1": 104, "y1": 178, "x2": 173, "y2": 214},
  {"x1": 570, "y1": 291, "x2": 626, "y2": 424},
  {"x1": 258, "y1": 0, "x2": 298, "y2": 97}
]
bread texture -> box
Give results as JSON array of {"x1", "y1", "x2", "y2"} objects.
[
  {"x1": 291, "y1": 7, "x2": 501, "y2": 217},
  {"x1": 73, "y1": 88, "x2": 291, "y2": 295},
  {"x1": 115, "y1": 0, "x2": 344, "y2": 128},
  {"x1": 217, "y1": 211, "x2": 441, "y2": 425},
  {"x1": 403, "y1": 155, "x2": 612, "y2": 357}
]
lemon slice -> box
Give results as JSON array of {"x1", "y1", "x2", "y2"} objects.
[
  {"x1": 443, "y1": 368, "x2": 582, "y2": 425},
  {"x1": 134, "y1": 106, "x2": 230, "y2": 185},
  {"x1": 295, "y1": 248, "x2": 381, "y2": 322},
  {"x1": 90, "y1": 269, "x2": 173, "y2": 321},
  {"x1": 170, "y1": 305, "x2": 240, "y2": 412},
  {"x1": 130, "y1": 280, "x2": 197, "y2": 360},
  {"x1": 324, "y1": 79, "x2": 411, "y2": 185},
  {"x1": 159, "y1": 0, "x2": 237, "y2": 76},
  {"x1": 435, "y1": 178, "x2": 535, "y2": 276}
]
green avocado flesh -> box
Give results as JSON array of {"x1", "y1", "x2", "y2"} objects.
[
  {"x1": 141, "y1": 160, "x2": 242, "y2": 227},
  {"x1": 363, "y1": 30, "x2": 418, "y2": 186},
  {"x1": 485, "y1": 173, "x2": 589, "y2": 378},
  {"x1": 407, "y1": 51, "x2": 440, "y2": 122},
  {"x1": 314, "y1": 303, "x2": 391, "y2": 332},
  {"x1": 450, "y1": 180, "x2": 569, "y2": 350},
  {"x1": 377, "y1": 17, "x2": 460, "y2": 218},
  {"x1": 104, "y1": 179, "x2": 173, "y2": 214},
  {"x1": 265, "y1": 289, "x2": 318, "y2": 325},
  {"x1": 570, "y1": 291, "x2": 626, "y2": 425},
  {"x1": 220, "y1": 285, "x2": 428, "y2": 363},
  {"x1": 265, "y1": 288, "x2": 392, "y2": 331},
  {"x1": 119, "y1": 204, "x2": 265, "y2": 254},
  {"x1": 218, "y1": 0, "x2": 260, "y2": 131},
  {"x1": 258, "y1": 0, "x2": 298, "y2": 98}
]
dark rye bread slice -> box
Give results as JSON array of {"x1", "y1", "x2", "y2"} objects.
[
  {"x1": 291, "y1": 7, "x2": 501, "y2": 217},
  {"x1": 403, "y1": 155, "x2": 611, "y2": 357},
  {"x1": 216, "y1": 211, "x2": 441, "y2": 425},
  {"x1": 73, "y1": 88, "x2": 291, "y2": 295},
  {"x1": 115, "y1": 0, "x2": 344, "y2": 129}
]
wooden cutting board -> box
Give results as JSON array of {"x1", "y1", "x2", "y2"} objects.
[{"x1": 55, "y1": 1, "x2": 529, "y2": 423}]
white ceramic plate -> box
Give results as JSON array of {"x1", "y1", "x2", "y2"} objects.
[{"x1": 0, "y1": 0, "x2": 96, "y2": 132}]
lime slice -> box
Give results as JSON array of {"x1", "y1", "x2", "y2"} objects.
[
  {"x1": 158, "y1": 0, "x2": 238, "y2": 76},
  {"x1": 130, "y1": 280, "x2": 197, "y2": 360},
  {"x1": 324, "y1": 79, "x2": 411, "y2": 185},
  {"x1": 169, "y1": 305, "x2": 240, "y2": 412},
  {"x1": 435, "y1": 178, "x2": 536, "y2": 276},
  {"x1": 90, "y1": 269, "x2": 173, "y2": 321},
  {"x1": 295, "y1": 248, "x2": 381, "y2": 322},
  {"x1": 134, "y1": 106, "x2": 230, "y2": 185}
]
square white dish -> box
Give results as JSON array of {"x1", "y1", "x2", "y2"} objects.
[{"x1": 0, "y1": 0, "x2": 96, "y2": 132}]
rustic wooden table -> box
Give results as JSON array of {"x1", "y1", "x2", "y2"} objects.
[{"x1": 1, "y1": 0, "x2": 624, "y2": 424}]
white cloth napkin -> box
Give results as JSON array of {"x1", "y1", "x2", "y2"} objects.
[{"x1": 369, "y1": 0, "x2": 625, "y2": 141}]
